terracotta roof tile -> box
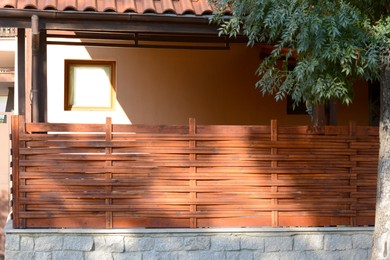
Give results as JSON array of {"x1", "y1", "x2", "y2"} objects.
[
  {"x1": 1, "y1": 0, "x2": 215, "y2": 15},
  {"x1": 97, "y1": 0, "x2": 117, "y2": 12},
  {"x1": 18, "y1": 0, "x2": 37, "y2": 9},
  {"x1": 38, "y1": 0, "x2": 57, "y2": 10},
  {"x1": 159, "y1": 0, "x2": 175, "y2": 14},
  {"x1": 2, "y1": 0, "x2": 14, "y2": 8},
  {"x1": 117, "y1": 0, "x2": 136, "y2": 13},
  {"x1": 57, "y1": 0, "x2": 77, "y2": 11}
]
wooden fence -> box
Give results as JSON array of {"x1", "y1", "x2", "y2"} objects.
[{"x1": 11, "y1": 115, "x2": 379, "y2": 229}]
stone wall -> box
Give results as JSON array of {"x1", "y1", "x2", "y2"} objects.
[{"x1": 4, "y1": 221, "x2": 373, "y2": 260}]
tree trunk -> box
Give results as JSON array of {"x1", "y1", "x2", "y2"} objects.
[{"x1": 372, "y1": 64, "x2": 390, "y2": 259}]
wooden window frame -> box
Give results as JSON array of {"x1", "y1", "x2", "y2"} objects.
[{"x1": 64, "y1": 60, "x2": 116, "y2": 111}]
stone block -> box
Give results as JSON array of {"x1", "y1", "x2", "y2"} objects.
[
  {"x1": 113, "y1": 252, "x2": 142, "y2": 260},
  {"x1": 324, "y1": 234, "x2": 352, "y2": 251},
  {"x1": 253, "y1": 251, "x2": 280, "y2": 260},
  {"x1": 305, "y1": 250, "x2": 356, "y2": 260},
  {"x1": 279, "y1": 251, "x2": 307, "y2": 260},
  {"x1": 5, "y1": 234, "x2": 20, "y2": 251},
  {"x1": 20, "y1": 236, "x2": 34, "y2": 251},
  {"x1": 352, "y1": 234, "x2": 373, "y2": 249},
  {"x1": 305, "y1": 250, "x2": 338, "y2": 260},
  {"x1": 226, "y1": 250, "x2": 254, "y2": 260},
  {"x1": 94, "y1": 235, "x2": 124, "y2": 253},
  {"x1": 142, "y1": 251, "x2": 172, "y2": 260},
  {"x1": 154, "y1": 237, "x2": 184, "y2": 251},
  {"x1": 34, "y1": 251, "x2": 51, "y2": 260},
  {"x1": 293, "y1": 234, "x2": 324, "y2": 251},
  {"x1": 63, "y1": 235, "x2": 93, "y2": 251},
  {"x1": 35, "y1": 236, "x2": 63, "y2": 251},
  {"x1": 211, "y1": 236, "x2": 240, "y2": 251},
  {"x1": 338, "y1": 249, "x2": 369, "y2": 260},
  {"x1": 240, "y1": 236, "x2": 264, "y2": 251},
  {"x1": 264, "y1": 237, "x2": 293, "y2": 252},
  {"x1": 52, "y1": 251, "x2": 84, "y2": 260},
  {"x1": 184, "y1": 237, "x2": 210, "y2": 251},
  {"x1": 367, "y1": 248, "x2": 372, "y2": 258},
  {"x1": 85, "y1": 251, "x2": 113, "y2": 260},
  {"x1": 124, "y1": 237, "x2": 154, "y2": 251},
  {"x1": 5, "y1": 250, "x2": 34, "y2": 260},
  {"x1": 174, "y1": 251, "x2": 226, "y2": 260}
]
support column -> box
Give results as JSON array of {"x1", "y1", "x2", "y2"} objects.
[
  {"x1": 25, "y1": 29, "x2": 32, "y2": 123},
  {"x1": 17, "y1": 28, "x2": 25, "y2": 117},
  {"x1": 31, "y1": 15, "x2": 47, "y2": 122},
  {"x1": 39, "y1": 29, "x2": 47, "y2": 122},
  {"x1": 31, "y1": 15, "x2": 39, "y2": 122},
  {"x1": 311, "y1": 101, "x2": 338, "y2": 126}
]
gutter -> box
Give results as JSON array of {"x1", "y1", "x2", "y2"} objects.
[{"x1": 0, "y1": 8, "x2": 216, "y2": 26}]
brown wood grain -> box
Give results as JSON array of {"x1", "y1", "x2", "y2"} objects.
[{"x1": 11, "y1": 115, "x2": 379, "y2": 228}]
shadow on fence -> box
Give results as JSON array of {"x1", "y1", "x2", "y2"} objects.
[{"x1": 10, "y1": 115, "x2": 379, "y2": 229}]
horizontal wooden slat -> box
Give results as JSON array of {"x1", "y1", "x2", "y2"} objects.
[{"x1": 11, "y1": 115, "x2": 379, "y2": 229}]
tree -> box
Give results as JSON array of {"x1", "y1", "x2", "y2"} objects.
[{"x1": 211, "y1": 0, "x2": 389, "y2": 258}]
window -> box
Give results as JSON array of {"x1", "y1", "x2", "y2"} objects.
[
  {"x1": 0, "y1": 95, "x2": 6, "y2": 123},
  {"x1": 64, "y1": 60, "x2": 116, "y2": 111},
  {"x1": 285, "y1": 62, "x2": 308, "y2": 115},
  {"x1": 368, "y1": 80, "x2": 380, "y2": 126},
  {"x1": 286, "y1": 96, "x2": 308, "y2": 115},
  {"x1": 0, "y1": 95, "x2": 6, "y2": 112}
]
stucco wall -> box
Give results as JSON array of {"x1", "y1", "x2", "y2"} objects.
[
  {"x1": 0, "y1": 113, "x2": 11, "y2": 259},
  {"x1": 47, "y1": 43, "x2": 369, "y2": 126}
]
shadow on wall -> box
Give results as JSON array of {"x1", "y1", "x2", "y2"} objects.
[
  {"x1": 84, "y1": 44, "x2": 310, "y2": 125},
  {"x1": 0, "y1": 188, "x2": 9, "y2": 260}
]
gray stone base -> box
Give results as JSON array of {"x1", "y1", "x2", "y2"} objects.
[{"x1": 4, "y1": 221, "x2": 373, "y2": 260}]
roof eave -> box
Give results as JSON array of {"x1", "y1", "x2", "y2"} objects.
[{"x1": 0, "y1": 8, "x2": 219, "y2": 34}]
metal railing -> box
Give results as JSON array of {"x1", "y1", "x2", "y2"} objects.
[
  {"x1": 0, "y1": 28, "x2": 17, "y2": 38},
  {"x1": 0, "y1": 68, "x2": 15, "y2": 73}
]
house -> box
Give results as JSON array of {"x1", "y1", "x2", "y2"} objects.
[
  {"x1": 0, "y1": 1, "x2": 378, "y2": 259},
  {"x1": 0, "y1": 0, "x2": 378, "y2": 126}
]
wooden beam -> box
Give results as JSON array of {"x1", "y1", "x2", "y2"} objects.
[
  {"x1": 42, "y1": 20, "x2": 219, "y2": 35},
  {"x1": 47, "y1": 31, "x2": 236, "y2": 43},
  {"x1": 25, "y1": 29, "x2": 32, "y2": 123},
  {"x1": 45, "y1": 30, "x2": 235, "y2": 50},
  {"x1": 31, "y1": 15, "x2": 39, "y2": 123},
  {"x1": 17, "y1": 28, "x2": 26, "y2": 117},
  {"x1": 38, "y1": 29, "x2": 47, "y2": 122}
]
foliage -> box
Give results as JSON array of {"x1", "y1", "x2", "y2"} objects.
[{"x1": 210, "y1": 0, "x2": 390, "y2": 107}]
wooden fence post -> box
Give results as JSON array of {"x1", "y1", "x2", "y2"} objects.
[
  {"x1": 105, "y1": 117, "x2": 113, "y2": 228},
  {"x1": 349, "y1": 121, "x2": 357, "y2": 226},
  {"x1": 11, "y1": 115, "x2": 20, "y2": 228},
  {"x1": 271, "y1": 120, "x2": 279, "y2": 227},
  {"x1": 11, "y1": 115, "x2": 26, "y2": 228},
  {"x1": 189, "y1": 118, "x2": 197, "y2": 228}
]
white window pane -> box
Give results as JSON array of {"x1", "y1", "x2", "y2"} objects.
[
  {"x1": 65, "y1": 60, "x2": 115, "y2": 111},
  {"x1": 0, "y1": 96, "x2": 7, "y2": 112}
]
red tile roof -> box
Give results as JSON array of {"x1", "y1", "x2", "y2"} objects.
[{"x1": 1, "y1": 0, "x2": 214, "y2": 16}]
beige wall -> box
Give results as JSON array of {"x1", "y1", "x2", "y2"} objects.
[
  {"x1": 0, "y1": 113, "x2": 11, "y2": 257},
  {"x1": 46, "y1": 43, "x2": 369, "y2": 126},
  {"x1": 0, "y1": 113, "x2": 11, "y2": 202}
]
